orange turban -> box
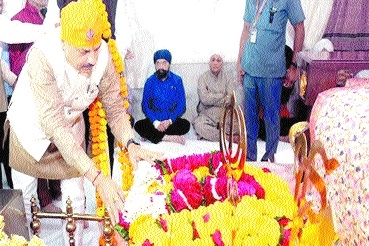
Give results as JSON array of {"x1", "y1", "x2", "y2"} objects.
[{"x1": 60, "y1": 0, "x2": 103, "y2": 48}]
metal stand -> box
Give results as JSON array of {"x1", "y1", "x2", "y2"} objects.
[
  {"x1": 30, "y1": 196, "x2": 114, "y2": 246},
  {"x1": 219, "y1": 91, "x2": 247, "y2": 205}
]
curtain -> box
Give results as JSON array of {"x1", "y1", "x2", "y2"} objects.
[
  {"x1": 286, "y1": 0, "x2": 334, "y2": 50},
  {"x1": 322, "y1": 0, "x2": 369, "y2": 51}
]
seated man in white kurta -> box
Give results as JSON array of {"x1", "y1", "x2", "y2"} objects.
[{"x1": 193, "y1": 52, "x2": 237, "y2": 142}]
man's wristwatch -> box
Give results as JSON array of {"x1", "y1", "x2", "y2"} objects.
[{"x1": 126, "y1": 138, "x2": 140, "y2": 149}]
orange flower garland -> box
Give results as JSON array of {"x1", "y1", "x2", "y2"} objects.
[
  {"x1": 88, "y1": 0, "x2": 134, "y2": 219},
  {"x1": 89, "y1": 99, "x2": 109, "y2": 216}
]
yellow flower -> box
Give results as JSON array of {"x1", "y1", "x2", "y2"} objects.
[
  {"x1": 97, "y1": 108, "x2": 105, "y2": 117},
  {"x1": 96, "y1": 206, "x2": 105, "y2": 217},
  {"x1": 29, "y1": 235, "x2": 47, "y2": 246},
  {"x1": 148, "y1": 181, "x2": 161, "y2": 193},
  {"x1": 121, "y1": 90, "x2": 129, "y2": 98},
  {"x1": 123, "y1": 100, "x2": 130, "y2": 109},
  {"x1": 9, "y1": 234, "x2": 28, "y2": 245},
  {"x1": 130, "y1": 215, "x2": 168, "y2": 244},
  {"x1": 192, "y1": 166, "x2": 209, "y2": 181}
]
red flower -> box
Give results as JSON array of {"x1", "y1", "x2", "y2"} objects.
[
  {"x1": 203, "y1": 176, "x2": 217, "y2": 206},
  {"x1": 192, "y1": 221, "x2": 200, "y2": 239},
  {"x1": 278, "y1": 217, "x2": 291, "y2": 227},
  {"x1": 262, "y1": 167, "x2": 271, "y2": 173}
]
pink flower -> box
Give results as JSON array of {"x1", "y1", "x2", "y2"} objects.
[
  {"x1": 173, "y1": 169, "x2": 198, "y2": 189},
  {"x1": 237, "y1": 181, "x2": 256, "y2": 197},
  {"x1": 118, "y1": 211, "x2": 130, "y2": 230},
  {"x1": 171, "y1": 170, "x2": 203, "y2": 211},
  {"x1": 203, "y1": 213, "x2": 210, "y2": 223},
  {"x1": 142, "y1": 239, "x2": 154, "y2": 246},
  {"x1": 203, "y1": 176, "x2": 227, "y2": 206},
  {"x1": 239, "y1": 173, "x2": 265, "y2": 199},
  {"x1": 216, "y1": 166, "x2": 227, "y2": 178},
  {"x1": 171, "y1": 189, "x2": 189, "y2": 212},
  {"x1": 212, "y1": 230, "x2": 225, "y2": 246},
  {"x1": 281, "y1": 229, "x2": 291, "y2": 246},
  {"x1": 188, "y1": 153, "x2": 211, "y2": 170},
  {"x1": 159, "y1": 217, "x2": 168, "y2": 232},
  {"x1": 170, "y1": 156, "x2": 188, "y2": 173},
  {"x1": 203, "y1": 175, "x2": 228, "y2": 205}
]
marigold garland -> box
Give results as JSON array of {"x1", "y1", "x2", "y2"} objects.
[{"x1": 87, "y1": 0, "x2": 133, "y2": 220}]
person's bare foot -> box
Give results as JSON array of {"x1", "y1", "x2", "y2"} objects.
[{"x1": 163, "y1": 135, "x2": 186, "y2": 145}]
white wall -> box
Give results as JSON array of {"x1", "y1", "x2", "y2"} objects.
[
  {"x1": 131, "y1": 0, "x2": 333, "y2": 63},
  {"x1": 133, "y1": 0, "x2": 245, "y2": 63}
]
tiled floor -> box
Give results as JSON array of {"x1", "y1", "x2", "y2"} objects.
[{"x1": 1, "y1": 138, "x2": 294, "y2": 245}]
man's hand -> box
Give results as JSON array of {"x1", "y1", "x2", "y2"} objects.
[
  {"x1": 93, "y1": 174, "x2": 125, "y2": 225},
  {"x1": 157, "y1": 120, "x2": 171, "y2": 132},
  {"x1": 162, "y1": 119, "x2": 171, "y2": 129},
  {"x1": 127, "y1": 143, "x2": 165, "y2": 167},
  {"x1": 157, "y1": 122, "x2": 166, "y2": 132}
]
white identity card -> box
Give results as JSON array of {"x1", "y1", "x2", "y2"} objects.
[{"x1": 250, "y1": 29, "x2": 257, "y2": 44}]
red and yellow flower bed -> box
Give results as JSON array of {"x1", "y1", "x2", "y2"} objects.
[{"x1": 115, "y1": 151, "x2": 300, "y2": 245}]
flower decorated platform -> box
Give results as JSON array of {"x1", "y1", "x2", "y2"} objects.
[
  {"x1": 116, "y1": 152, "x2": 297, "y2": 245},
  {"x1": 111, "y1": 95, "x2": 340, "y2": 246}
]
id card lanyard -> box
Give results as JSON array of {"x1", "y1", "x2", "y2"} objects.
[{"x1": 250, "y1": 0, "x2": 267, "y2": 44}]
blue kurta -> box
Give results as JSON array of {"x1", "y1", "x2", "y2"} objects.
[{"x1": 141, "y1": 71, "x2": 186, "y2": 122}]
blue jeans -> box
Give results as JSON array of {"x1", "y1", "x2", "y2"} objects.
[{"x1": 243, "y1": 74, "x2": 282, "y2": 161}]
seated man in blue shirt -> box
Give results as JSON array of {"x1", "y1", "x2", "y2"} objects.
[{"x1": 134, "y1": 49, "x2": 190, "y2": 145}]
